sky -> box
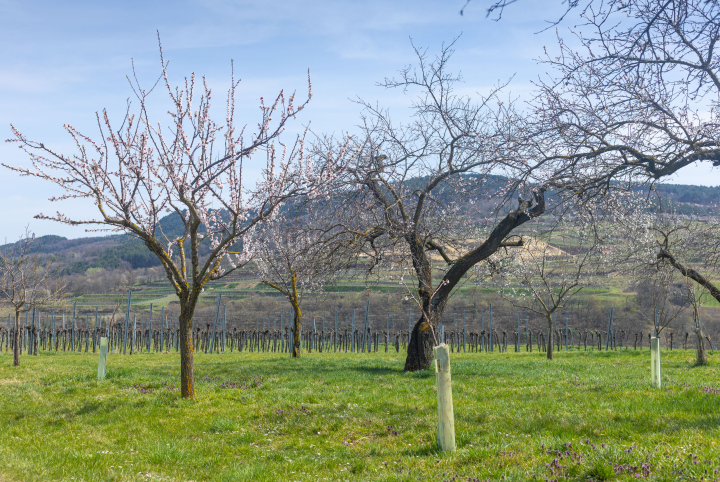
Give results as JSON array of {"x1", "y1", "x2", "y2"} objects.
[{"x1": 1, "y1": 0, "x2": 718, "y2": 241}]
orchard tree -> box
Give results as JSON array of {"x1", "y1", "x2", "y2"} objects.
[
  {"x1": 610, "y1": 197, "x2": 693, "y2": 336},
  {"x1": 532, "y1": 0, "x2": 720, "y2": 354},
  {"x1": 629, "y1": 268, "x2": 691, "y2": 338},
  {"x1": 0, "y1": 230, "x2": 65, "y2": 366},
  {"x1": 4, "y1": 38, "x2": 321, "y2": 398},
  {"x1": 318, "y1": 42, "x2": 550, "y2": 371},
  {"x1": 617, "y1": 203, "x2": 719, "y2": 364},
  {"x1": 491, "y1": 206, "x2": 604, "y2": 359},
  {"x1": 254, "y1": 199, "x2": 356, "y2": 358}
]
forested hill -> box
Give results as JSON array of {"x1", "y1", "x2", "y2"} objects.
[
  {"x1": 4, "y1": 180, "x2": 717, "y2": 275},
  {"x1": 654, "y1": 183, "x2": 720, "y2": 206}
]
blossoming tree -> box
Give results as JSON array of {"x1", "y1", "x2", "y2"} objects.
[
  {"x1": 254, "y1": 199, "x2": 356, "y2": 358},
  {"x1": 4, "y1": 39, "x2": 317, "y2": 397},
  {"x1": 616, "y1": 203, "x2": 719, "y2": 365}
]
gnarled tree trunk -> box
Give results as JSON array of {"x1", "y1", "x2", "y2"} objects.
[
  {"x1": 404, "y1": 318, "x2": 435, "y2": 371},
  {"x1": 403, "y1": 188, "x2": 546, "y2": 371}
]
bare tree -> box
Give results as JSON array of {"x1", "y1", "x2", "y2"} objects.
[
  {"x1": 0, "y1": 230, "x2": 65, "y2": 366},
  {"x1": 318, "y1": 41, "x2": 549, "y2": 371},
  {"x1": 687, "y1": 278, "x2": 711, "y2": 365},
  {"x1": 534, "y1": 0, "x2": 720, "y2": 194},
  {"x1": 3, "y1": 37, "x2": 323, "y2": 397},
  {"x1": 631, "y1": 271, "x2": 690, "y2": 336},
  {"x1": 491, "y1": 207, "x2": 604, "y2": 359}
]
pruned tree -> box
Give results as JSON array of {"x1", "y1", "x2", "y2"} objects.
[
  {"x1": 254, "y1": 199, "x2": 356, "y2": 358},
  {"x1": 4, "y1": 37, "x2": 321, "y2": 397},
  {"x1": 630, "y1": 270, "x2": 691, "y2": 337},
  {"x1": 612, "y1": 201, "x2": 692, "y2": 336},
  {"x1": 0, "y1": 230, "x2": 65, "y2": 366},
  {"x1": 317, "y1": 41, "x2": 550, "y2": 371},
  {"x1": 533, "y1": 0, "x2": 720, "y2": 194},
  {"x1": 686, "y1": 277, "x2": 711, "y2": 365},
  {"x1": 614, "y1": 199, "x2": 718, "y2": 363},
  {"x1": 490, "y1": 206, "x2": 604, "y2": 359}
]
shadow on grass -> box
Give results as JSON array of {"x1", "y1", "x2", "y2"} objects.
[
  {"x1": 405, "y1": 441, "x2": 443, "y2": 457},
  {"x1": 348, "y1": 365, "x2": 398, "y2": 375}
]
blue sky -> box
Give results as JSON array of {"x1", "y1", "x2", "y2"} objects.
[{"x1": 1, "y1": 0, "x2": 717, "y2": 240}]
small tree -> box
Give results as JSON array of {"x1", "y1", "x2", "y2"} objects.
[
  {"x1": 491, "y1": 209, "x2": 603, "y2": 359},
  {"x1": 613, "y1": 203, "x2": 692, "y2": 337},
  {"x1": 0, "y1": 230, "x2": 65, "y2": 366},
  {"x1": 615, "y1": 200, "x2": 718, "y2": 364},
  {"x1": 4, "y1": 38, "x2": 319, "y2": 397},
  {"x1": 631, "y1": 270, "x2": 690, "y2": 338},
  {"x1": 254, "y1": 201, "x2": 354, "y2": 357}
]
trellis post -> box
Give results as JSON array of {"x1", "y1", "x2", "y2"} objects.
[
  {"x1": 147, "y1": 303, "x2": 153, "y2": 352},
  {"x1": 122, "y1": 291, "x2": 131, "y2": 355},
  {"x1": 489, "y1": 303, "x2": 493, "y2": 352},
  {"x1": 210, "y1": 293, "x2": 222, "y2": 353}
]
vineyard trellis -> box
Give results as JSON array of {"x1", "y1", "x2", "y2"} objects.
[{"x1": 2, "y1": 293, "x2": 714, "y2": 357}]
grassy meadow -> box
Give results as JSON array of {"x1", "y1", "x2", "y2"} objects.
[{"x1": 1, "y1": 348, "x2": 719, "y2": 481}]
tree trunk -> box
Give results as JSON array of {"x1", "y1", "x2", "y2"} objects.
[
  {"x1": 13, "y1": 311, "x2": 21, "y2": 366},
  {"x1": 178, "y1": 308, "x2": 195, "y2": 398},
  {"x1": 404, "y1": 317, "x2": 434, "y2": 371},
  {"x1": 694, "y1": 307, "x2": 707, "y2": 366},
  {"x1": 292, "y1": 304, "x2": 302, "y2": 358},
  {"x1": 546, "y1": 315, "x2": 553, "y2": 360},
  {"x1": 402, "y1": 188, "x2": 547, "y2": 372},
  {"x1": 695, "y1": 329, "x2": 707, "y2": 366}
]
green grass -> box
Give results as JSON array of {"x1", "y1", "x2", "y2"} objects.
[{"x1": 1, "y1": 349, "x2": 720, "y2": 481}]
